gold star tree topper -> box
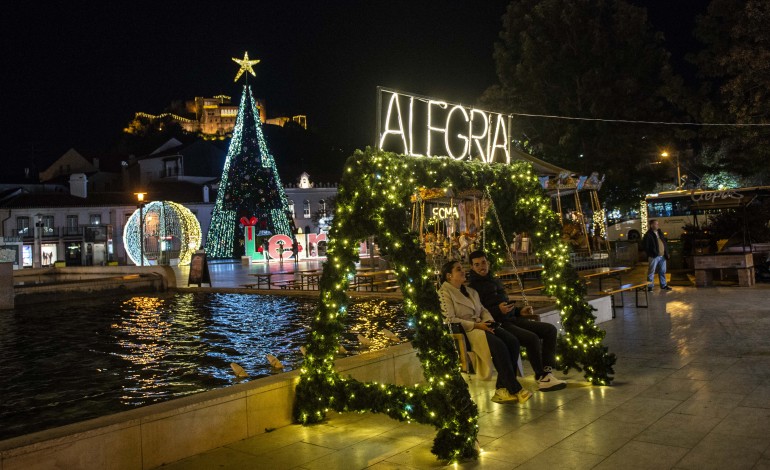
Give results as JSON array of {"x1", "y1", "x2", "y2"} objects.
[{"x1": 232, "y1": 51, "x2": 260, "y2": 82}]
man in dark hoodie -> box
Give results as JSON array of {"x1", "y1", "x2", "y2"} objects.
[{"x1": 467, "y1": 250, "x2": 565, "y2": 390}]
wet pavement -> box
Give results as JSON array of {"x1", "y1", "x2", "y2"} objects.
[{"x1": 156, "y1": 263, "x2": 770, "y2": 469}]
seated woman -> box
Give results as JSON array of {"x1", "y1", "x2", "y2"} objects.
[{"x1": 438, "y1": 260, "x2": 533, "y2": 404}]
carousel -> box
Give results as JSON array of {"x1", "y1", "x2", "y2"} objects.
[
  {"x1": 410, "y1": 187, "x2": 486, "y2": 262},
  {"x1": 542, "y1": 171, "x2": 609, "y2": 256},
  {"x1": 409, "y1": 186, "x2": 544, "y2": 310}
]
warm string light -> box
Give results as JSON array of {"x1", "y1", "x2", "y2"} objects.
[
  {"x1": 293, "y1": 149, "x2": 615, "y2": 463},
  {"x1": 232, "y1": 51, "x2": 260, "y2": 82},
  {"x1": 123, "y1": 201, "x2": 201, "y2": 266}
]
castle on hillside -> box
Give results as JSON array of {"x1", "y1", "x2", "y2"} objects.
[{"x1": 126, "y1": 95, "x2": 307, "y2": 138}]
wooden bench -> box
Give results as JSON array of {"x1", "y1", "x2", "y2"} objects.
[
  {"x1": 694, "y1": 253, "x2": 755, "y2": 287},
  {"x1": 247, "y1": 273, "x2": 273, "y2": 289},
  {"x1": 504, "y1": 282, "x2": 544, "y2": 293},
  {"x1": 506, "y1": 294, "x2": 553, "y2": 303},
  {"x1": 240, "y1": 283, "x2": 258, "y2": 289},
  {"x1": 604, "y1": 282, "x2": 649, "y2": 317},
  {"x1": 272, "y1": 279, "x2": 300, "y2": 289},
  {"x1": 451, "y1": 333, "x2": 525, "y2": 376},
  {"x1": 371, "y1": 279, "x2": 398, "y2": 291},
  {"x1": 578, "y1": 266, "x2": 632, "y2": 291}
]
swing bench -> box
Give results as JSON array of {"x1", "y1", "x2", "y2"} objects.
[
  {"x1": 447, "y1": 188, "x2": 532, "y2": 379},
  {"x1": 450, "y1": 325, "x2": 525, "y2": 377}
]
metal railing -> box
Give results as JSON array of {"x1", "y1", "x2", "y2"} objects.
[{"x1": 569, "y1": 250, "x2": 611, "y2": 270}]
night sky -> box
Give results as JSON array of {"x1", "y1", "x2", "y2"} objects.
[{"x1": 3, "y1": 1, "x2": 710, "y2": 166}]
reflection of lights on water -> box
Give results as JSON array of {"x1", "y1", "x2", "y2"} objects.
[
  {"x1": 347, "y1": 300, "x2": 409, "y2": 351},
  {"x1": 113, "y1": 297, "x2": 171, "y2": 367},
  {"x1": 2, "y1": 292, "x2": 410, "y2": 437}
]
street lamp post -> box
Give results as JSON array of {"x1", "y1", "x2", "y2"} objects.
[
  {"x1": 135, "y1": 193, "x2": 146, "y2": 266},
  {"x1": 33, "y1": 213, "x2": 42, "y2": 268},
  {"x1": 661, "y1": 151, "x2": 682, "y2": 190}
]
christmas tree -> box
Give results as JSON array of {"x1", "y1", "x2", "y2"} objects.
[{"x1": 205, "y1": 53, "x2": 294, "y2": 258}]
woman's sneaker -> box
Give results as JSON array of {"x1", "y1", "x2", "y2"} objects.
[
  {"x1": 491, "y1": 388, "x2": 518, "y2": 403},
  {"x1": 537, "y1": 373, "x2": 567, "y2": 390},
  {"x1": 516, "y1": 388, "x2": 533, "y2": 404}
]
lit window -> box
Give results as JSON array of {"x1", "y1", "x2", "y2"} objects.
[
  {"x1": 289, "y1": 201, "x2": 295, "y2": 218},
  {"x1": 16, "y1": 217, "x2": 29, "y2": 236},
  {"x1": 303, "y1": 200, "x2": 311, "y2": 219},
  {"x1": 42, "y1": 216, "x2": 55, "y2": 235}
]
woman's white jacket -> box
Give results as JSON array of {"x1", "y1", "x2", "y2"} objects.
[{"x1": 438, "y1": 282, "x2": 495, "y2": 379}]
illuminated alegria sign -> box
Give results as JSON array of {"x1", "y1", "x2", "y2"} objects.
[{"x1": 376, "y1": 87, "x2": 512, "y2": 164}]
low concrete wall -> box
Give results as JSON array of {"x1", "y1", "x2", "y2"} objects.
[
  {"x1": 0, "y1": 262, "x2": 14, "y2": 309},
  {"x1": 0, "y1": 343, "x2": 425, "y2": 470},
  {"x1": 14, "y1": 266, "x2": 176, "y2": 289},
  {"x1": 12, "y1": 266, "x2": 176, "y2": 307}
]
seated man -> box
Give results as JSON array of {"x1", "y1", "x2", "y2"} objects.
[{"x1": 467, "y1": 250, "x2": 566, "y2": 390}]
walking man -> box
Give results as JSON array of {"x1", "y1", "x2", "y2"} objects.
[{"x1": 643, "y1": 219, "x2": 672, "y2": 291}]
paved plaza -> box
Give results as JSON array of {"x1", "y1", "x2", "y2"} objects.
[{"x1": 158, "y1": 262, "x2": 770, "y2": 469}]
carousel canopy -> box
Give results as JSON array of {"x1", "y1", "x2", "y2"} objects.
[{"x1": 511, "y1": 147, "x2": 571, "y2": 176}]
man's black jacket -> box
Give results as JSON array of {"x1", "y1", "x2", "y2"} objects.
[
  {"x1": 467, "y1": 270, "x2": 518, "y2": 322},
  {"x1": 642, "y1": 228, "x2": 669, "y2": 258}
]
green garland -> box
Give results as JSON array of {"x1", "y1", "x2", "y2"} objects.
[{"x1": 293, "y1": 149, "x2": 615, "y2": 462}]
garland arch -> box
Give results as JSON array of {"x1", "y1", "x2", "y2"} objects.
[{"x1": 294, "y1": 148, "x2": 616, "y2": 461}]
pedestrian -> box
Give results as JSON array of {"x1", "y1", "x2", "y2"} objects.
[
  {"x1": 643, "y1": 219, "x2": 672, "y2": 291},
  {"x1": 291, "y1": 240, "x2": 299, "y2": 265}
]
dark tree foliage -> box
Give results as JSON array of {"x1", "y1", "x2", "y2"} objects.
[
  {"x1": 690, "y1": 0, "x2": 770, "y2": 185},
  {"x1": 482, "y1": 0, "x2": 687, "y2": 208},
  {"x1": 705, "y1": 199, "x2": 770, "y2": 244},
  {"x1": 113, "y1": 118, "x2": 194, "y2": 157}
]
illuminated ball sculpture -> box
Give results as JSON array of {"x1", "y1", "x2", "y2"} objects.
[{"x1": 123, "y1": 201, "x2": 202, "y2": 266}]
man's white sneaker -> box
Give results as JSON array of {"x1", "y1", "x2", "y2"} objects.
[
  {"x1": 537, "y1": 373, "x2": 566, "y2": 390},
  {"x1": 491, "y1": 388, "x2": 518, "y2": 403}
]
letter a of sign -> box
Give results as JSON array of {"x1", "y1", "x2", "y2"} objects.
[
  {"x1": 378, "y1": 93, "x2": 408, "y2": 154},
  {"x1": 489, "y1": 115, "x2": 510, "y2": 164}
]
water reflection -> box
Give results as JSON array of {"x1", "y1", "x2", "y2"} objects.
[{"x1": 0, "y1": 293, "x2": 408, "y2": 440}]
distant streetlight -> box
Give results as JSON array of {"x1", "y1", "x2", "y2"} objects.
[
  {"x1": 135, "y1": 192, "x2": 146, "y2": 266},
  {"x1": 661, "y1": 151, "x2": 682, "y2": 190}
]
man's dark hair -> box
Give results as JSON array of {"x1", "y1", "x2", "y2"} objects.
[
  {"x1": 648, "y1": 219, "x2": 657, "y2": 225},
  {"x1": 468, "y1": 250, "x2": 487, "y2": 262}
]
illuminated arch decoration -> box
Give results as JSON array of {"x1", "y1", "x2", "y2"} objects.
[
  {"x1": 294, "y1": 148, "x2": 616, "y2": 462},
  {"x1": 123, "y1": 201, "x2": 202, "y2": 266}
]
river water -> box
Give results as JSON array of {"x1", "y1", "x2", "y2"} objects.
[{"x1": 0, "y1": 292, "x2": 409, "y2": 440}]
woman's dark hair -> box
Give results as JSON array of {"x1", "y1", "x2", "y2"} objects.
[{"x1": 440, "y1": 260, "x2": 460, "y2": 284}]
